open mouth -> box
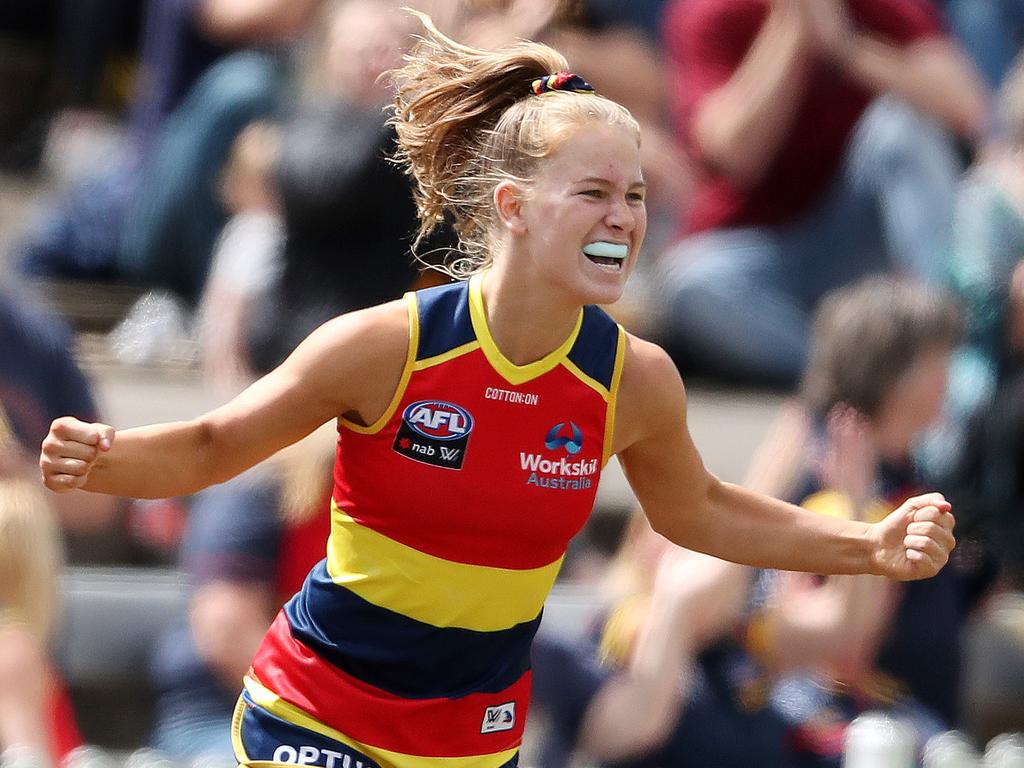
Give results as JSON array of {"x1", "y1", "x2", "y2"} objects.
[{"x1": 582, "y1": 241, "x2": 628, "y2": 269}]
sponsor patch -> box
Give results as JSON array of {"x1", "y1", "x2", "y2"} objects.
[
  {"x1": 518, "y1": 421, "x2": 598, "y2": 490},
  {"x1": 544, "y1": 422, "x2": 583, "y2": 454},
  {"x1": 393, "y1": 400, "x2": 473, "y2": 469},
  {"x1": 480, "y1": 702, "x2": 516, "y2": 734}
]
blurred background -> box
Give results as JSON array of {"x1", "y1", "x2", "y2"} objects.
[{"x1": 1, "y1": 0, "x2": 1024, "y2": 766}]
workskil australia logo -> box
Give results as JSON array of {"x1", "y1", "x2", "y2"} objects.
[
  {"x1": 393, "y1": 400, "x2": 473, "y2": 469},
  {"x1": 521, "y1": 421, "x2": 598, "y2": 490}
]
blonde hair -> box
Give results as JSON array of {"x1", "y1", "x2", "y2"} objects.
[
  {"x1": 269, "y1": 421, "x2": 337, "y2": 524},
  {"x1": 388, "y1": 11, "x2": 640, "y2": 277},
  {"x1": 0, "y1": 476, "x2": 63, "y2": 641}
]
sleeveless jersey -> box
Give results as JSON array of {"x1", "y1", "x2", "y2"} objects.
[{"x1": 244, "y1": 274, "x2": 626, "y2": 768}]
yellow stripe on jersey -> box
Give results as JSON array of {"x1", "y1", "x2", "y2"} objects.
[
  {"x1": 561, "y1": 357, "x2": 611, "y2": 401},
  {"x1": 413, "y1": 340, "x2": 481, "y2": 371},
  {"x1": 603, "y1": 324, "x2": 627, "y2": 467},
  {"x1": 326, "y1": 501, "x2": 563, "y2": 631},
  {"x1": 468, "y1": 273, "x2": 583, "y2": 386},
  {"x1": 339, "y1": 293, "x2": 420, "y2": 435},
  {"x1": 241, "y1": 677, "x2": 519, "y2": 768}
]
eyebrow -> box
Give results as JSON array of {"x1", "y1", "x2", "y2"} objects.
[{"x1": 576, "y1": 176, "x2": 647, "y2": 189}]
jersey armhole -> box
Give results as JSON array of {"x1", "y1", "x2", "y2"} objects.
[
  {"x1": 601, "y1": 324, "x2": 627, "y2": 467},
  {"x1": 337, "y1": 292, "x2": 419, "y2": 435}
]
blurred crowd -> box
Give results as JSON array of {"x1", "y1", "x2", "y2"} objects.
[{"x1": 2, "y1": 0, "x2": 1024, "y2": 766}]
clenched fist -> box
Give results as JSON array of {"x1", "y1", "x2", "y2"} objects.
[
  {"x1": 39, "y1": 417, "x2": 115, "y2": 492},
  {"x1": 867, "y1": 492, "x2": 956, "y2": 581}
]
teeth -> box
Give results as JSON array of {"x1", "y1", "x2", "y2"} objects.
[{"x1": 582, "y1": 241, "x2": 628, "y2": 260}]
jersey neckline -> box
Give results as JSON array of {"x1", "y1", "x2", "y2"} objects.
[{"x1": 467, "y1": 273, "x2": 583, "y2": 386}]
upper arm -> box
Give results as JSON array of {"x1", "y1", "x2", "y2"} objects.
[
  {"x1": 663, "y1": 1, "x2": 763, "y2": 148},
  {"x1": 613, "y1": 337, "x2": 715, "y2": 541},
  {"x1": 195, "y1": 299, "x2": 410, "y2": 483}
]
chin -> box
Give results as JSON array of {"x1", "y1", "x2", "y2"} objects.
[{"x1": 576, "y1": 278, "x2": 628, "y2": 306}]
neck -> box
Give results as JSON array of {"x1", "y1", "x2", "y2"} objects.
[{"x1": 479, "y1": 256, "x2": 582, "y2": 366}]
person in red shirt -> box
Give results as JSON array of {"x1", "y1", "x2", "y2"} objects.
[{"x1": 656, "y1": 0, "x2": 988, "y2": 387}]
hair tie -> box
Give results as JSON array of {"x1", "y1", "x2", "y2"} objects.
[{"x1": 531, "y1": 71, "x2": 595, "y2": 96}]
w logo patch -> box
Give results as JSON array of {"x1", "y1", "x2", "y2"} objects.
[{"x1": 480, "y1": 702, "x2": 516, "y2": 734}]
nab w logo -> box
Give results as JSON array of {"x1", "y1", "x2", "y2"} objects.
[
  {"x1": 394, "y1": 400, "x2": 473, "y2": 470},
  {"x1": 403, "y1": 400, "x2": 473, "y2": 440},
  {"x1": 480, "y1": 702, "x2": 516, "y2": 734},
  {"x1": 544, "y1": 422, "x2": 583, "y2": 455}
]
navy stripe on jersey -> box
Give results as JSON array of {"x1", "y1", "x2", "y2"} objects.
[
  {"x1": 283, "y1": 562, "x2": 539, "y2": 699},
  {"x1": 415, "y1": 281, "x2": 475, "y2": 360},
  {"x1": 238, "y1": 690, "x2": 383, "y2": 768},
  {"x1": 566, "y1": 305, "x2": 620, "y2": 390}
]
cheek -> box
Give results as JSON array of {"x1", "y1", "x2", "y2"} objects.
[{"x1": 918, "y1": 375, "x2": 948, "y2": 425}]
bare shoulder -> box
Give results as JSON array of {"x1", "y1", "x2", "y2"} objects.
[
  {"x1": 307, "y1": 299, "x2": 410, "y2": 365},
  {"x1": 269, "y1": 298, "x2": 411, "y2": 426},
  {"x1": 612, "y1": 334, "x2": 688, "y2": 453}
]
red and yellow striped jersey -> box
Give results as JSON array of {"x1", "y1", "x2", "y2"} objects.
[{"x1": 247, "y1": 274, "x2": 625, "y2": 767}]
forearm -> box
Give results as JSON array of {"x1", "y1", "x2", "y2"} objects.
[
  {"x1": 666, "y1": 480, "x2": 875, "y2": 575},
  {"x1": 839, "y1": 37, "x2": 988, "y2": 139},
  {"x1": 85, "y1": 420, "x2": 233, "y2": 498},
  {"x1": 577, "y1": 595, "x2": 692, "y2": 758},
  {"x1": 691, "y1": 4, "x2": 811, "y2": 187}
]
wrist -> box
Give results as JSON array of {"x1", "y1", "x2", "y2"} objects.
[{"x1": 860, "y1": 521, "x2": 886, "y2": 577}]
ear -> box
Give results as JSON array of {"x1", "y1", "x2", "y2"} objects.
[{"x1": 493, "y1": 180, "x2": 528, "y2": 235}]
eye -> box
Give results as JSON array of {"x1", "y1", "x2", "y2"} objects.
[
  {"x1": 627, "y1": 191, "x2": 646, "y2": 203},
  {"x1": 579, "y1": 189, "x2": 606, "y2": 199}
]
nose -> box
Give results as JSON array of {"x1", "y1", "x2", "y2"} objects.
[{"x1": 605, "y1": 196, "x2": 636, "y2": 233}]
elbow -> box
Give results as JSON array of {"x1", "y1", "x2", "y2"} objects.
[
  {"x1": 690, "y1": 112, "x2": 769, "y2": 190},
  {"x1": 692, "y1": 132, "x2": 766, "y2": 190},
  {"x1": 189, "y1": 417, "x2": 230, "y2": 491},
  {"x1": 648, "y1": 475, "x2": 719, "y2": 550}
]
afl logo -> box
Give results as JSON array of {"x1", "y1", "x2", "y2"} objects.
[{"x1": 402, "y1": 400, "x2": 474, "y2": 440}]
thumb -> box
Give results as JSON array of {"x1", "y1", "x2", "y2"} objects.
[{"x1": 95, "y1": 424, "x2": 116, "y2": 451}]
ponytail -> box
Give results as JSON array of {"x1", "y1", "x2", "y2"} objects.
[{"x1": 388, "y1": 11, "x2": 637, "y2": 276}]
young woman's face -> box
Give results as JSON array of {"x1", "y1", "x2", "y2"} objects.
[{"x1": 516, "y1": 121, "x2": 647, "y2": 305}]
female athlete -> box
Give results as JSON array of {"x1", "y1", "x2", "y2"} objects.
[{"x1": 39, "y1": 15, "x2": 955, "y2": 768}]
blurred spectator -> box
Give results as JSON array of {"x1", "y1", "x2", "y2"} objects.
[
  {"x1": 744, "y1": 277, "x2": 993, "y2": 763},
  {"x1": 0, "y1": 472, "x2": 83, "y2": 767},
  {"x1": 0, "y1": 287, "x2": 118, "y2": 543},
  {"x1": 246, "y1": 0, "x2": 432, "y2": 372},
  {"x1": 937, "y1": 0, "x2": 1024, "y2": 92},
  {"x1": 52, "y1": 0, "x2": 140, "y2": 114},
  {"x1": 149, "y1": 427, "x2": 331, "y2": 762},
  {"x1": 928, "y1": 54, "x2": 1024, "y2": 585},
  {"x1": 580, "y1": 0, "x2": 670, "y2": 39},
  {"x1": 196, "y1": 120, "x2": 284, "y2": 391},
  {"x1": 14, "y1": 0, "x2": 324, "y2": 302},
  {"x1": 0, "y1": 1, "x2": 57, "y2": 172},
  {"x1": 531, "y1": 514, "x2": 785, "y2": 768},
  {"x1": 654, "y1": 0, "x2": 987, "y2": 387}
]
